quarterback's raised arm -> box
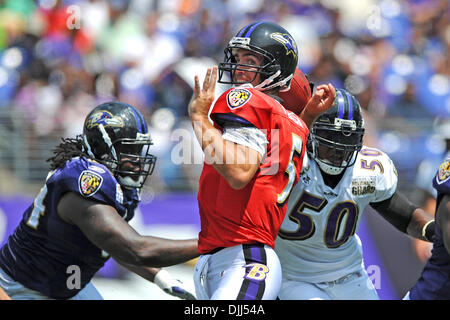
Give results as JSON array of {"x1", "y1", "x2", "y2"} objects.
[{"x1": 189, "y1": 66, "x2": 261, "y2": 189}]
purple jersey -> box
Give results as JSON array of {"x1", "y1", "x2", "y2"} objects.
[
  {"x1": 410, "y1": 158, "x2": 450, "y2": 300},
  {"x1": 0, "y1": 157, "x2": 140, "y2": 299}
]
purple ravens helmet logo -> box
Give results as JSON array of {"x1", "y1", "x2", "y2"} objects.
[
  {"x1": 270, "y1": 32, "x2": 298, "y2": 59},
  {"x1": 85, "y1": 110, "x2": 124, "y2": 129}
]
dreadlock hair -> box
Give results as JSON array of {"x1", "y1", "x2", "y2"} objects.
[{"x1": 47, "y1": 135, "x2": 92, "y2": 170}]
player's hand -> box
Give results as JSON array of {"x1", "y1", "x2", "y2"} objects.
[
  {"x1": 300, "y1": 83, "x2": 336, "y2": 129},
  {"x1": 188, "y1": 66, "x2": 218, "y2": 119},
  {"x1": 305, "y1": 83, "x2": 336, "y2": 117},
  {"x1": 154, "y1": 269, "x2": 196, "y2": 300}
]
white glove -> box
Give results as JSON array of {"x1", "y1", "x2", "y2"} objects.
[{"x1": 154, "y1": 269, "x2": 196, "y2": 300}]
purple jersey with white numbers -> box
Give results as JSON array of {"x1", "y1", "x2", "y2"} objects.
[
  {"x1": 0, "y1": 157, "x2": 139, "y2": 299},
  {"x1": 410, "y1": 158, "x2": 450, "y2": 300}
]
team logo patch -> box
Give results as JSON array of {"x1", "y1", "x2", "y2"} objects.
[
  {"x1": 85, "y1": 110, "x2": 124, "y2": 129},
  {"x1": 227, "y1": 88, "x2": 251, "y2": 109},
  {"x1": 437, "y1": 160, "x2": 450, "y2": 184},
  {"x1": 79, "y1": 170, "x2": 103, "y2": 197}
]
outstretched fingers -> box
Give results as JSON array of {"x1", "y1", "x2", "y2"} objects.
[
  {"x1": 193, "y1": 75, "x2": 200, "y2": 97},
  {"x1": 203, "y1": 68, "x2": 212, "y2": 91},
  {"x1": 209, "y1": 66, "x2": 218, "y2": 93},
  {"x1": 189, "y1": 66, "x2": 218, "y2": 118},
  {"x1": 202, "y1": 66, "x2": 218, "y2": 94}
]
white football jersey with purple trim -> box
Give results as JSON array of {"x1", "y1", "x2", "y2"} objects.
[{"x1": 275, "y1": 146, "x2": 398, "y2": 283}]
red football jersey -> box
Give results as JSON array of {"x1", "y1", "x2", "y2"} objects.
[{"x1": 197, "y1": 86, "x2": 309, "y2": 254}]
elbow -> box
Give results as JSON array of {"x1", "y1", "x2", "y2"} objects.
[
  {"x1": 226, "y1": 173, "x2": 254, "y2": 190},
  {"x1": 222, "y1": 163, "x2": 259, "y2": 190},
  {"x1": 228, "y1": 179, "x2": 249, "y2": 190}
]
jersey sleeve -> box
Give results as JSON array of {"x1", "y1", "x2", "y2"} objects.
[
  {"x1": 364, "y1": 148, "x2": 398, "y2": 202},
  {"x1": 53, "y1": 158, "x2": 123, "y2": 209},
  {"x1": 222, "y1": 126, "x2": 268, "y2": 157},
  {"x1": 210, "y1": 87, "x2": 273, "y2": 130},
  {"x1": 433, "y1": 158, "x2": 450, "y2": 195}
]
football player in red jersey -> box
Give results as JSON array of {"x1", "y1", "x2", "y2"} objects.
[{"x1": 189, "y1": 21, "x2": 336, "y2": 300}]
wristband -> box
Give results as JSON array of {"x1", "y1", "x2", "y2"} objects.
[
  {"x1": 154, "y1": 269, "x2": 173, "y2": 290},
  {"x1": 422, "y1": 220, "x2": 435, "y2": 242}
]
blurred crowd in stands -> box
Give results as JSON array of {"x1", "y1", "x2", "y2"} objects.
[{"x1": 0, "y1": 0, "x2": 448, "y2": 196}]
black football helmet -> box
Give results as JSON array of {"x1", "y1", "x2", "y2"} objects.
[
  {"x1": 218, "y1": 21, "x2": 298, "y2": 91},
  {"x1": 82, "y1": 102, "x2": 156, "y2": 189},
  {"x1": 308, "y1": 89, "x2": 365, "y2": 175}
]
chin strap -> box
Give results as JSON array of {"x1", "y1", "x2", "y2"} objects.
[
  {"x1": 117, "y1": 175, "x2": 143, "y2": 189},
  {"x1": 255, "y1": 70, "x2": 292, "y2": 92},
  {"x1": 317, "y1": 160, "x2": 345, "y2": 175}
]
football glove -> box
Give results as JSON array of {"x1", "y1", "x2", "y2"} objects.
[{"x1": 154, "y1": 269, "x2": 196, "y2": 300}]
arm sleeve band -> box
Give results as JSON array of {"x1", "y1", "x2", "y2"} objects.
[
  {"x1": 369, "y1": 191, "x2": 418, "y2": 233},
  {"x1": 222, "y1": 126, "x2": 268, "y2": 158},
  {"x1": 422, "y1": 220, "x2": 435, "y2": 242}
]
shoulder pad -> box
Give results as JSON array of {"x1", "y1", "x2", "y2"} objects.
[
  {"x1": 56, "y1": 158, "x2": 119, "y2": 200},
  {"x1": 356, "y1": 147, "x2": 398, "y2": 201}
]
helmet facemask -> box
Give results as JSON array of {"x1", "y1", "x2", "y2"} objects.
[
  {"x1": 218, "y1": 34, "x2": 292, "y2": 92},
  {"x1": 219, "y1": 44, "x2": 278, "y2": 85},
  {"x1": 84, "y1": 127, "x2": 156, "y2": 189},
  {"x1": 82, "y1": 102, "x2": 157, "y2": 190},
  {"x1": 111, "y1": 136, "x2": 156, "y2": 189},
  {"x1": 309, "y1": 119, "x2": 364, "y2": 175}
]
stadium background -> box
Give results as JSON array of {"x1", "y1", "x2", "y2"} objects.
[{"x1": 0, "y1": 0, "x2": 448, "y2": 299}]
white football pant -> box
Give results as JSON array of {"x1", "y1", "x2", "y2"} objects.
[
  {"x1": 278, "y1": 269, "x2": 379, "y2": 300},
  {"x1": 194, "y1": 243, "x2": 282, "y2": 300}
]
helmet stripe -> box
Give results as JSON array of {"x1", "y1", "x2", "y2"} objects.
[
  {"x1": 237, "y1": 26, "x2": 246, "y2": 37},
  {"x1": 337, "y1": 90, "x2": 345, "y2": 119},
  {"x1": 237, "y1": 22, "x2": 256, "y2": 37},
  {"x1": 340, "y1": 90, "x2": 350, "y2": 120},
  {"x1": 244, "y1": 21, "x2": 264, "y2": 37},
  {"x1": 345, "y1": 91, "x2": 354, "y2": 120},
  {"x1": 129, "y1": 106, "x2": 147, "y2": 133}
]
